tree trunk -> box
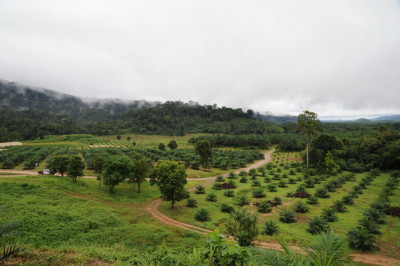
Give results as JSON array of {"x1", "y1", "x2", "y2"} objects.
[
  {"x1": 137, "y1": 181, "x2": 141, "y2": 193},
  {"x1": 171, "y1": 199, "x2": 175, "y2": 208},
  {"x1": 306, "y1": 134, "x2": 310, "y2": 172}
]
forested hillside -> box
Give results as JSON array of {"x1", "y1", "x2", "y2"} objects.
[{"x1": 0, "y1": 80, "x2": 282, "y2": 140}]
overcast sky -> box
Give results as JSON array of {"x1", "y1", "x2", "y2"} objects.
[{"x1": 1, "y1": 0, "x2": 400, "y2": 118}]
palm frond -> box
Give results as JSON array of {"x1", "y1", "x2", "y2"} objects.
[{"x1": 0, "y1": 222, "x2": 20, "y2": 238}]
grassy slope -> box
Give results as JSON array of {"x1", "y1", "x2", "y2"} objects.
[{"x1": 0, "y1": 176, "x2": 205, "y2": 264}]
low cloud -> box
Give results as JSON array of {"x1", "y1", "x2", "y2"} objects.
[{"x1": 0, "y1": 0, "x2": 399, "y2": 118}]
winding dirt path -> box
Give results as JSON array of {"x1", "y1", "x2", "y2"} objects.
[{"x1": 145, "y1": 149, "x2": 400, "y2": 266}]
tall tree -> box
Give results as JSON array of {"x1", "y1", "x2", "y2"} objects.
[
  {"x1": 195, "y1": 139, "x2": 213, "y2": 168},
  {"x1": 101, "y1": 155, "x2": 134, "y2": 193},
  {"x1": 130, "y1": 159, "x2": 152, "y2": 193},
  {"x1": 49, "y1": 155, "x2": 69, "y2": 176},
  {"x1": 67, "y1": 155, "x2": 85, "y2": 183},
  {"x1": 150, "y1": 160, "x2": 187, "y2": 208},
  {"x1": 297, "y1": 110, "x2": 320, "y2": 172}
]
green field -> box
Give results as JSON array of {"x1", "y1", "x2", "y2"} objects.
[
  {"x1": 0, "y1": 175, "x2": 205, "y2": 264},
  {"x1": 160, "y1": 152, "x2": 400, "y2": 254}
]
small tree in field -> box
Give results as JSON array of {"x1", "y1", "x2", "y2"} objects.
[
  {"x1": 167, "y1": 140, "x2": 178, "y2": 150},
  {"x1": 150, "y1": 160, "x2": 188, "y2": 208},
  {"x1": 130, "y1": 159, "x2": 152, "y2": 193},
  {"x1": 102, "y1": 155, "x2": 134, "y2": 192},
  {"x1": 49, "y1": 155, "x2": 69, "y2": 176},
  {"x1": 67, "y1": 156, "x2": 85, "y2": 183},
  {"x1": 158, "y1": 143, "x2": 166, "y2": 151},
  {"x1": 195, "y1": 140, "x2": 213, "y2": 168},
  {"x1": 225, "y1": 209, "x2": 258, "y2": 246}
]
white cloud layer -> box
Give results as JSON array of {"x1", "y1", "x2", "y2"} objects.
[{"x1": 1, "y1": 0, "x2": 400, "y2": 118}]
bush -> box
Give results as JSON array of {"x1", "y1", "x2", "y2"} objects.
[
  {"x1": 347, "y1": 227, "x2": 377, "y2": 250},
  {"x1": 289, "y1": 169, "x2": 295, "y2": 175},
  {"x1": 288, "y1": 178, "x2": 296, "y2": 184},
  {"x1": 195, "y1": 208, "x2": 211, "y2": 222},
  {"x1": 215, "y1": 175, "x2": 225, "y2": 182},
  {"x1": 363, "y1": 208, "x2": 386, "y2": 225},
  {"x1": 264, "y1": 177, "x2": 272, "y2": 183},
  {"x1": 212, "y1": 183, "x2": 222, "y2": 190},
  {"x1": 296, "y1": 184, "x2": 306, "y2": 192},
  {"x1": 252, "y1": 189, "x2": 266, "y2": 198},
  {"x1": 278, "y1": 180, "x2": 287, "y2": 188},
  {"x1": 279, "y1": 209, "x2": 296, "y2": 223},
  {"x1": 315, "y1": 188, "x2": 330, "y2": 198},
  {"x1": 224, "y1": 190, "x2": 234, "y2": 197},
  {"x1": 267, "y1": 184, "x2": 277, "y2": 192},
  {"x1": 294, "y1": 202, "x2": 309, "y2": 213},
  {"x1": 322, "y1": 208, "x2": 338, "y2": 222},
  {"x1": 307, "y1": 217, "x2": 329, "y2": 235},
  {"x1": 235, "y1": 196, "x2": 250, "y2": 206},
  {"x1": 273, "y1": 196, "x2": 282, "y2": 205},
  {"x1": 225, "y1": 209, "x2": 258, "y2": 247},
  {"x1": 186, "y1": 198, "x2": 198, "y2": 208},
  {"x1": 333, "y1": 200, "x2": 347, "y2": 213},
  {"x1": 342, "y1": 195, "x2": 354, "y2": 205},
  {"x1": 286, "y1": 192, "x2": 294, "y2": 198},
  {"x1": 228, "y1": 172, "x2": 236, "y2": 179},
  {"x1": 195, "y1": 185, "x2": 206, "y2": 194},
  {"x1": 358, "y1": 217, "x2": 381, "y2": 235},
  {"x1": 258, "y1": 201, "x2": 272, "y2": 213},
  {"x1": 252, "y1": 180, "x2": 261, "y2": 187},
  {"x1": 263, "y1": 221, "x2": 279, "y2": 236},
  {"x1": 220, "y1": 204, "x2": 234, "y2": 213},
  {"x1": 307, "y1": 195, "x2": 319, "y2": 205},
  {"x1": 206, "y1": 193, "x2": 217, "y2": 202},
  {"x1": 240, "y1": 176, "x2": 248, "y2": 183},
  {"x1": 304, "y1": 179, "x2": 315, "y2": 188}
]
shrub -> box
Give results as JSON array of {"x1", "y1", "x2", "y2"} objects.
[
  {"x1": 294, "y1": 202, "x2": 309, "y2": 213},
  {"x1": 332, "y1": 200, "x2": 347, "y2": 213},
  {"x1": 307, "y1": 195, "x2": 319, "y2": 205},
  {"x1": 206, "y1": 193, "x2": 217, "y2": 202},
  {"x1": 288, "y1": 178, "x2": 296, "y2": 184},
  {"x1": 195, "y1": 208, "x2": 211, "y2": 222},
  {"x1": 282, "y1": 174, "x2": 288, "y2": 179},
  {"x1": 315, "y1": 188, "x2": 330, "y2": 198},
  {"x1": 279, "y1": 209, "x2": 296, "y2": 223},
  {"x1": 342, "y1": 195, "x2": 354, "y2": 205},
  {"x1": 267, "y1": 184, "x2": 277, "y2": 192},
  {"x1": 263, "y1": 221, "x2": 279, "y2": 236},
  {"x1": 273, "y1": 173, "x2": 281, "y2": 180},
  {"x1": 273, "y1": 196, "x2": 282, "y2": 205},
  {"x1": 264, "y1": 177, "x2": 272, "y2": 183},
  {"x1": 258, "y1": 201, "x2": 272, "y2": 213},
  {"x1": 286, "y1": 192, "x2": 294, "y2": 198},
  {"x1": 228, "y1": 180, "x2": 237, "y2": 187},
  {"x1": 307, "y1": 217, "x2": 329, "y2": 235},
  {"x1": 304, "y1": 179, "x2": 315, "y2": 188},
  {"x1": 358, "y1": 217, "x2": 381, "y2": 235},
  {"x1": 278, "y1": 180, "x2": 287, "y2": 188},
  {"x1": 347, "y1": 227, "x2": 377, "y2": 250},
  {"x1": 212, "y1": 182, "x2": 222, "y2": 190},
  {"x1": 195, "y1": 185, "x2": 206, "y2": 194},
  {"x1": 252, "y1": 180, "x2": 261, "y2": 187},
  {"x1": 289, "y1": 169, "x2": 295, "y2": 175},
  {"x1": 363, "y1": 208, "x2": 386, "y2": 224},
  {"x1": 220, "y1": 204, "x2": 234, "y2": 213},
  {"x1": 228, "y1": 172, "x2": 236, "y2": 179},
  {"x1": 224, "y1": 190, "x2": 234, "y2": 197},
  {"x1": 235, "y1": 196, "x2": 250, "y2": 206},
  {"x1": 239, "y1": 170, "x2": 247, "y2": 176},
  {"x1": 252, "y1": 189, "x2": 266, "y2": 198},
  {"x1": 322, "y1": 208, "x2": 338, "y2": 222},
  {"x1": 240, "y1": 176, "x2": 248, "y2": 183},
  {"x1": 215, "y1": 175, "x2": 225, "y2": 182},
  {"x1": 186, "y1": 198, "x2": 198, "y2": 208},
  {"x1": 296, "y1": 184, "x2": 306, "y2": 193}
]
